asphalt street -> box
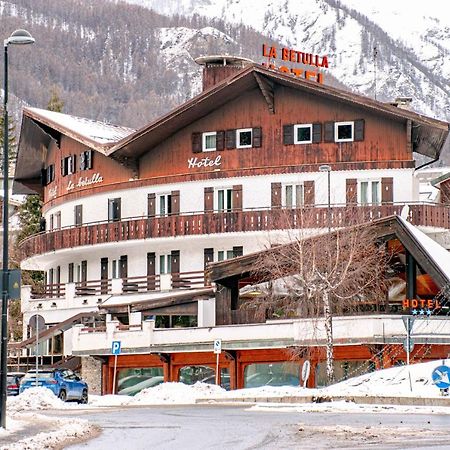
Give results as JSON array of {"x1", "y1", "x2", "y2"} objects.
[{"x1": 56, "y1": 405, "x2": 450, "y2": 450}]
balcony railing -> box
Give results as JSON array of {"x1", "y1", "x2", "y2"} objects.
[
  {"x1": 19, "y1": 203, "x2": 450, "y2": 258},
  {"x1": 30, "y1": 271, "x2": 209, "y2": 299}
]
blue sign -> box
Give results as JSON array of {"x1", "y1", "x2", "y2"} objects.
[
  {"x1": 111, "y1": 340, "x2": 121, "y2": 355},
  {"x1": 431, "y1": 365, "x2": 450, "y2": 389}
]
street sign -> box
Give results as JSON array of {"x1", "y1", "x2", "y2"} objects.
[
  {"x1": 213, "y1": 339, "x2": 222, "y2": 354},
  {"x1": 403, "y1": 337, "x2": 414, "y2": 353},
  {"x1": 402, "y1": 316, "x2": 415, "y2": 331},
  {"x1": 431, "y1": 365, "x2": 450, "y2": 389},
  {"x1": 301, "y1": 360, "x2": 311, "y2": 387},
  {"x1": 0, "y1": 269, "x2": 21, "y2": 299},
  {"x1": 111, "y1": 340, "x2": 121, "y2": 355}
]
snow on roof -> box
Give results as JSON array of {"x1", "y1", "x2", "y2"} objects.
[
  {"x1": 399, "y1": 216, "x2": 450, "y2": 280},
  {"x1": 25, "y1": 107, "x2": 134, "y2": 147}
]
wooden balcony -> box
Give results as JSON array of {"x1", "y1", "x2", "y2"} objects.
[
  {"x1": 30, "y1": 271, "x2": 208, "y2": 299},
  {"x1": 19, "y1": 203, "x2": 450, "y2": 258}
]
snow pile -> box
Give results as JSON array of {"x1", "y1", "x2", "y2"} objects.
[
  {"x1": 324, "y1": 360, "x2": 450, "y2": 398},
  {"x1": 7, "y1": 387, "x2": 68, "y2": 412},
  {"x1": 88, "y1": 394, "x2": 133, "y2": 408},
  {"x1": 132, "y1": 382, "x2": 226, "y2": 405},
  {"x1": 0, "y1": 416, "x2": 95, "y2": 450},
  {"x1": 209, "y1": 384, "x2": 312, "y2": 399}
]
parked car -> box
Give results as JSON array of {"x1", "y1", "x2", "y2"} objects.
[
  {"x1": 19, "y1": 369, "x2": 88, "y2": 403},
  {"x1": 7, "y1": 372, "x2": 26, "y2": 396}
]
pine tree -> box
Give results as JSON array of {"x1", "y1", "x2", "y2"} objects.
[
  {"x1": 16, "y1": 195, "x2": 43, "y2": 244},
  {"x1": 47, "y1": 87, "x2": 64, "y2": 113}
]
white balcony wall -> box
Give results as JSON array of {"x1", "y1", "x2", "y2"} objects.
[{"x1": 45, "y1": 168, "x2": 416, "y2": 228}]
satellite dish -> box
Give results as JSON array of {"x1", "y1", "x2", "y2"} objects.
[{"x1": 400, "y1": 205, "x2": 410, "y2": 220}]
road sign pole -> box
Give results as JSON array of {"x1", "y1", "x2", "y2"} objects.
[
  {"x1": 35, "y1": 315, "x2": 39, "y2": 386},
  {"x1": 112, "y1": 354, "x2": 118, "y2": 395},
  {"x1": 406, "y1": 318, "x2": 410, "y2": 365},
  {"x1": 215, "y1": 353, "x2": 219, "y2": 385}
]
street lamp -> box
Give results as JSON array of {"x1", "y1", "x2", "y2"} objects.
[
  {"x1": 319, "y1": 164, "x2": 331, "y2": 232},
  {"x1": 0, "y1": 29, "x2": 35, "y2": 429}
]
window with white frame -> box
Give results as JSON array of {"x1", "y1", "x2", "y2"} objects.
[
  {"x1": 202, "y1": 132, "x2": 217, "y2": 151},
  {"x1": 216, "y1": 188, "x2": 233, "y2": 212},
  {"x1": 111, "y1": 260, "x2": 119, "y2": 279},
  {"x1": 159, "y1": 254, "x2": 172, "y2": 274},
  {"x1": 217, "y1": 249, "x2": 236, "y2": 261},
  {"x1": 359, "y1": 180, "x2": 381, "y2": 205},
  {"x1": 335, "y1": 121, "x2": 354, "y2": 142},
  {"x1": 283, "y1": 184, "x2": 305, "y2": 208},
  {"x1": 294, "y1": 124, "x2": 312, "y2": 144},
  {"x1": 158, "y1": 193, "x2": 172, "y2": 216},
  {"x1": 236, "y1": 128, "x2": 253, "y2": 148}
]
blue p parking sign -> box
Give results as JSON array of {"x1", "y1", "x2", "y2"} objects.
[{"x1": 111, "y1": 340, "x2": 121, "y2": 355}]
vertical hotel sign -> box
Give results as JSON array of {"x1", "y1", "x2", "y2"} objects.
[{"x1": 262, "y1": 44, "x2": 329, "y2": 84}]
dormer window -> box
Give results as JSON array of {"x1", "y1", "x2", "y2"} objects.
[{"x1": 202, "y1": 132, "x2": 217, "y2": 152}]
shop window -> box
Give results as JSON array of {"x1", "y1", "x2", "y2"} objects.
[
  {"x1": 179, "y1": 366, "x2": 217, "y2": 385},
  {"x1": 244, "y1": 362, "x2": 300, "y2": 388},
  {"x1": 117, "y1": 367, "x2": 164, "y2": 396},
  {"x1": 294, "y1": 124, "x2": 312, "y2": 144},
  {"x1": 283, "y1": 184, "x2": 304, "y2": 208},
  {"x1": 236, "y1": 128, "x2": 252, "y2": 148},
  {"x1": 359, "y1": 180, "x2": 380, "y2": 205},
  {"x1": 158, "y1": 194, "x2": 172, "y2": 216},
  {"x1": 335, "y1": 121, "x2": 354, "y2": 142},
  {"x1": 202, "y1": 132, "x2": 217, "y2": 152},
  {"x1": 216, "y1": 188, "x2": 233, "y2": 212},
  {"x1": 315, "y1": 360, "x2": 375, "y2": 387}
]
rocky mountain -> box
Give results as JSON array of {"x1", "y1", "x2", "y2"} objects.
[{"x1": 120, "y1": 0, "x2": 450, "y2": 122}]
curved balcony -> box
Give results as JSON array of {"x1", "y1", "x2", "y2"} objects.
[{"x1": 19, "y1": 203, "x2": 450, "y2": 259}]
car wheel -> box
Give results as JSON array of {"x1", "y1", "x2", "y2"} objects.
[
  {"x1": 58, "y1": 389, "x2": 67, "y2": 402},
  {"x1": 79, "y1": 389, "x2": 88, "y2": 404}
]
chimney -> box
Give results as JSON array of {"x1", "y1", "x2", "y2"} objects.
[
  {"x1": 195, "y1": 55, "x2": 254, "y2": 91},
  {"x1": 390, "y1": 96, "x2": 413, "y2": 110}
]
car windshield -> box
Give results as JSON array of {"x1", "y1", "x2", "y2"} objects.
[
  {"x1": 7, "y1": 376, "x2": 16, "y2": 384},
  {"x1": 23, "y1": 372, "x2": 54, "y2": 380}
]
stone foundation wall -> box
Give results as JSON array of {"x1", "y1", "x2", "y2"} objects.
[{"x1": 81, "y1": 356, "x2": 103, "y2": 395}]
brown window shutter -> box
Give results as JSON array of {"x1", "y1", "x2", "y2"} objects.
[
  {"x1": 232, "y1": 246, "x2": 243, "y2": 258},
  {"x1": 192, "y1": 132, "x2": 202, "y2": 153},
  {"x1": 232, "y1": 185, "x2": 243, "y2": 210},
  {"x1": 381, "y1": 177, "x2": 393, "y2": 204},
  {"x1": 171, "y1": 250, "x2": 180, "y2": 274},
  {"x1": 252, "y1": 127, "x2": 262, "y2": 147},
  {"x1": 61, "y1": 159, "x2": 66, "y2": 176},
  {"x1": 170, "y1": 190, "x2": 180, "y2": 214},
  {"x1": 225, "y1": 129, "x2": 236, "y2": 149},
  {"x1": 147, "y1": 252, "x2": 156, "y2": 290},
  {"x1": 283, "y1": 124, "x2": 294, "y2": 145},
  {"x1": 216, "y1": 130, "x2": 225, "y2": 151},
  {"x1": 204, "y1": 248, "x2": 214, "y2": 269},
  {"x1": 204, "y1": 187, "x2": 214, "y2": 212},
  {"x1": 147, "y1": 193, "x2": 156, "y2": 217},
  {"x1": 346, "y1": 179, "x2": 357, "y2": 205},
  {"x1": 312, "y1": 123, "x2": 322, "y2": 143},
  {"x1": 324, "y1": 121, "x2": 335, "y2": 142},
  {"x1": 354, "y1": 119, "x2": 365, "y2": 141},
  {"x1": 271, "y1": 182, "x2": 282, "y2": 207},
  {"x1": 304, "y1": 180, "x2": 315, "y2": 206}
]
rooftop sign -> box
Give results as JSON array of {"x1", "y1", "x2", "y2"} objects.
[{"x1": 262, "y1": 44, "x2": 328, "y2": 84}]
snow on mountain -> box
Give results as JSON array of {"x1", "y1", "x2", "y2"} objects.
[
  {"x1": 156, "y1": 25, "x2": 241, "y2": 101},
  {"x1": 120, "y1": 0, "x2": 450, "y2": 121}
]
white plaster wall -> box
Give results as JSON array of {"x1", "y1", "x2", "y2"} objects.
[{"x1": 45, "y1": 168, "x2": 416, "y2": 228}]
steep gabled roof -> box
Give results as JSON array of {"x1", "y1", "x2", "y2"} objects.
[
  {"x1": 107, "y1": 64, "x2": 449, "y2": 161},
  {"x1": 207, "y1": 215, "x2": 450, "y2": 291}
]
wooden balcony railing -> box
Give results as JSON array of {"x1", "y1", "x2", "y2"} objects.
[
  {"x1": 30, "y1": 271, "x2": 210, "y2": 299},
  {"x1": 19, "y1": 203, "x2": 450, "y2": 259}
]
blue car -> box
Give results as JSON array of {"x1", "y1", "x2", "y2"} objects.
[{"x1": 19, "y1": 369, "x2": 88, "y2": 403}]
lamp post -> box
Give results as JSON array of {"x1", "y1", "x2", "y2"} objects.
[
  {"x1": 1, "y1": 29, "x2": 35, "y2": 429},
  {"x1": 319, "y1": 164, "x2": 331, "y2": 232}
]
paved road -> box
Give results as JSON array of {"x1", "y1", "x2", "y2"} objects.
[{"x1": 55, "y1": 405, "x2": 450, "y2": 450}]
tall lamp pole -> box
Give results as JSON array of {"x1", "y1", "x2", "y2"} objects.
[
  {"x1": 0, "y1": 29, "x2": 35, "y2": 429},
  {"x1": 319, "y1": 165, "x2": 331, "y2": 232}
]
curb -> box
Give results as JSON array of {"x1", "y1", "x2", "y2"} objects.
[{"x1": 196, "y1": 395, "x2": 450, "y2": 407}]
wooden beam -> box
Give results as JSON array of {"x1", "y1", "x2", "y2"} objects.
[{"x1": 254, "y1": 73, "x2": 275, "y2": 114}]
